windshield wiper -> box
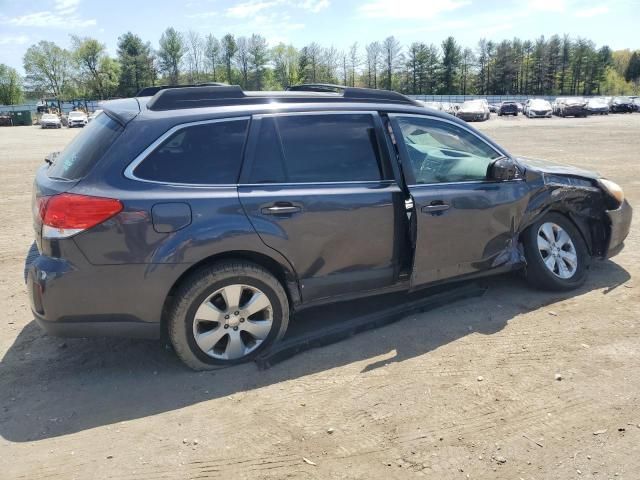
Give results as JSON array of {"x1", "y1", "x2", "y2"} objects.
[{"x1": 44, "y1": 151, "x2": 60, "y2": 166}]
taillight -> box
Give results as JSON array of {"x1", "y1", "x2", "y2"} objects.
[{"x1": 38, "y1": 193, "x2": 123, "y2": 239}]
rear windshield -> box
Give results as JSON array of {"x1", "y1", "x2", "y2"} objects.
[{"x1": 47, "y1": 113, "x2": 122, "y2": 180}]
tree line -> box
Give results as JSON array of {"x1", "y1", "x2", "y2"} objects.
[{"x1": 1, "y1": 30, "x2": 639, "y2": 105}]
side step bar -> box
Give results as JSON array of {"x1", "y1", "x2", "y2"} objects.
[{"x1": 255, "y1": 282, "x2": 486, "y2": 369}]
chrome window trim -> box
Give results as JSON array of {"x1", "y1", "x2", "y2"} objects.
[
  {"x1": 123, "y1": 116, "x2": 251, "y2": 186},
  {"x1": 239, "y1": 179, "x2": 397, "y2": 188},
  {"x1": 252, "y1": 110, "x2": 378, "y2": 119},
  {"x1": 388, "y1": 112, "x2": 516, "y2": 187}
]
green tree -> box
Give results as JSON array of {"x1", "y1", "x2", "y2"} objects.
[
  {"x1": 0, "y1": 64, "x2": 23, "y2": 104},
  {"x1": 23, "y1": 40, "x2": 73, "y2": 99},
  {"x1": 440, "y1": 36, "x2": 461, "y2": 94},
  {"x1": 204, "y1": 34, "x2": 221, "y2": 82},
  {"x1": 625, "y1": 51, "x2": 640, "y2": 82},
  {"x1": 382, "y1": 36, "x2": 401, "y2": 90},
  {"x1": 248, "y1": 34, "x2": 269, "y2": 90},
  {"x1": 185, "y1": 31, "x2": 204, "y2": 83},
  {"x1": 116, "y1": 32, "x2": 155, "y2": 96},
  {"x1": 71, "y1": 36, "x2": 118, "y2": 99},
  {"x1": 271, "y1": 43, "x2": 299, "y2": 88},
  {"x1": 158, "y1": 27, "x2": 184, "y2": 85},
  {"x1": 220, "y1": 34, "x2": 237, "y2": 84}
]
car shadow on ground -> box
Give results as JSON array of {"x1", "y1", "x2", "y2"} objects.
[{"x1": 0, "y1": 260, "x2": 630, "y2": 442}]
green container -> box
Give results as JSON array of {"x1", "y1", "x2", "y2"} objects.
[{"x1": 10, "y1": 110, "x2": 33, "y2": 126}]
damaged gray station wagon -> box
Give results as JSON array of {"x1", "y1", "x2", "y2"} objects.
[{"x1": 27, "y1": 84, "x2": 632, "y2": 370}]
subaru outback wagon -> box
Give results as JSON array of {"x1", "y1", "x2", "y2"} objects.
[{"x1": 27, "y1": 84, "x2": 632, "y2": 370}]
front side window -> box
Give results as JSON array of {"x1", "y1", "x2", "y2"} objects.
[
  {"x1": 394, "y1": 116, "x2": 501, "y2": 185},
  {"x1": 249, "y1": 113, "x2": 383, "y2": 184},
  {"x1": 134, "y1": 119, "x2": 248, "y2": 184}
]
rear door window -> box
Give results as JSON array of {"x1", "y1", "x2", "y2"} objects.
[
  {"x1": 133, "y1": 119, "x2": 249, "y2": 184},
  {"x1": 48, "y1": 113, "x2": 122, "y2": 180},
  {"x1": 249, "y1": 113, "x2": 383, "y2": 183}
]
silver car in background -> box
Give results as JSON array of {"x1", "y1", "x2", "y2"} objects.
[
  {"x1": 586, "y1": 97, "x2": 610, "y2": 115},
  {"x1": 456, "y1": 99, "x2": 490, "y2": 122},
  {"x1": 40, "y1": 113, "x2": 61, "y2": 129},
  {"x1": 526, "y1": 99, "x2": 553, "y2": 118}
]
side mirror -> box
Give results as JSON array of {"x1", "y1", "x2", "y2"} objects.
[{"x1": 488, "y1": 157, "x2": 518, "y2": 181}]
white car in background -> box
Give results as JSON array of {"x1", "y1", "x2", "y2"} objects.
[
  {"x1": 88, "y1": 109, "x2": 104, "y2": 122},
  {"x1": 526, "y1": 99, "x2": 553, "y2": 118},
  {"x1": 67, "y1": 111, "x2": 88, "y2": 128},
  {"x1": 40, "y1": 113, "x2": 61, "y2": 129},
  {"x1": 416, "y1": 101, "x2": 443, "y2": 111},
  {"x1": 456, "y1": 99, "x2": 490, "y2": 122}
]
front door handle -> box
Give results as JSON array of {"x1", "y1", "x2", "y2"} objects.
[
  {"x1": 421, "y1": 203, "x2": 450, "y2": 214},
  {"x1": 261, "y1": 203, "x2": 302, "y2": 215}
]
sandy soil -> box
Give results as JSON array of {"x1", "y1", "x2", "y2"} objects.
[{"x1": 1, "y1": 114, "x2": 639, "y2": 479}]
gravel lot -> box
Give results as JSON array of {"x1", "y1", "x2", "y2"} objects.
[{"x1": 1, "y1": 114, "x2": 639, "y2": 479}]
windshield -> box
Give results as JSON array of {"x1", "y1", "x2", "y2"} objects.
[
  {"x1": 42, "y1": 114, "x2": 57, "y2": 120},
  {"x1": 47, "y1": 113, "x2": 122, "y2": 180},
  {"x1": 530, "y1": 100, "x2": 551, "y2": 108},
  {"x1": 461, "y1": 100, "x2": 484, "y2": 110},
  {"x1": 69, "y1": 112, "x2": 85, "y2": 117}
]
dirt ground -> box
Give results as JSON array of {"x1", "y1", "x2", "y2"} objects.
[{"x1": 1, "y1": 114, "x2": 639, "y2": 479}]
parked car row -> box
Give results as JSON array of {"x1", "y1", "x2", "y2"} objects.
[
  {"x1": 39, "y1": 110, "x2": 102, "y2": 129},
  {"x1": 419, "y1": 96, "x2": 639, "y2": 122}
]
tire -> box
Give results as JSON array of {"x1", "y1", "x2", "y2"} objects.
[
  {"x1": 522, "y1": 213, "x2": 590, "y2": 291},
  {"x1": 24, "y1": 241, "x2": 39, "y2": 284},
  {"x1": 168, "y1": 260, "x2": 289, "y2": 370}
]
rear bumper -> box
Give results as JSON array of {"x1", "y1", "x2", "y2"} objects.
[
  {"x1": 26, "y1": 248, "x2": 172, "y2": 339},
  {"x1": 605, "y1": 200, "x2": 632, "y2": 258}
]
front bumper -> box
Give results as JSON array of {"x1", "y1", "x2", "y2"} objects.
[
  {"x1": 68, "y1": 120, "x2": 86, "y2": 127},
  {"x1": 528, "y1": 110, "x2": 552, "y2": 117},
  {"x1": 562, "y1": 106, "x2": 588, "y2": 116},
  {"x1": 457, "y1": 112, "x2": 485, "y2": 121},
  {"x1": 41, "y1": 122, "x2": 60, "y2": 128},
  {"x1": 605, "y1": 200, "x2": 632, "y2": 258}
]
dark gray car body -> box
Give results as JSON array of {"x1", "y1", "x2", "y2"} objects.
[{"x1": 27, "y1": 92, "x2": 632, "y2": 340}]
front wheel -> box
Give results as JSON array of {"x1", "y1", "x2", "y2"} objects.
[
  {"x1": 168, "y1": 261, "x2": 289, "y2": 370},
  {"x1": 522, "y1": 213, "x2": 590, "y2": 291}
]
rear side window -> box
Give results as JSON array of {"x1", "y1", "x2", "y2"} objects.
[
  {"x1": 249, "y1": 114, "x2": 382, "y2": 183},
  {"x1": 48, "y1": 113, "x2": 122, "y2": 180},
  {"x1": 134, "y1": 119, "x2": 248, "y2": 184}
]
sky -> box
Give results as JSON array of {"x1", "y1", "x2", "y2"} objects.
[{"x1": 1, "y1": 0, "x2": 639, "y2": 73}]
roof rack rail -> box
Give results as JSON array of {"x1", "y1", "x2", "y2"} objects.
[
  {"x1": 136, "y1": 82, "x2": 226, "y2": 97},
  {"x1": 145, "y1": 84, "x2": 419, "y2": 111},
  {"x1": 287, "y1": 83, "x2": 417, "y2": 105}
]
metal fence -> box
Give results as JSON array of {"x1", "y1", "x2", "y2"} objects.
[
  {"x1": 0, "y1": 100, "x2": 102, "y2": 114},
  {"x1": 409, "y1": 94, "x2": 558, "y2": 103}
]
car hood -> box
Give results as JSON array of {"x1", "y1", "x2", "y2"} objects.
[
  {"x1": 516, "y1": 156, "x2": 601, "y2": 180},
  {"x1": 459, "y1": 107, "x2": 483, "y2": 113}
]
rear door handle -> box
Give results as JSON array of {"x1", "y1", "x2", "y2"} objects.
[
  {"x1": 421, "y1": 203, "x2": 450, "y2": 214},
  {"x1": 261, "y1": 203, "x2": 302, "y2": 215}
]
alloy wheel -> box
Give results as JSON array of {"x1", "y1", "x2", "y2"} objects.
[
  {"x1": 192, "y1": 284, "x2": 273, "y2": 360},
  {"x1": 536, "y1": 222, "x2": 578, "y2": 279}
]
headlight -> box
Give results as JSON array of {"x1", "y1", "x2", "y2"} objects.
[{"x1": 599, "y1": 179, "x2": 624, "y2": 206}]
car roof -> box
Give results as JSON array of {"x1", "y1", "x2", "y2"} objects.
[{"x1": 101, "y1": 85, "x2": 466, "y2": 127}]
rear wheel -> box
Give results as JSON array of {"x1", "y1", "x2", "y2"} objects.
[
  {"x1": 522, "y1": 213, "x2": 590, "y2": 291},
  {"x1": 168, "y1": 260, "x2": 289, "y2": 370}
]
